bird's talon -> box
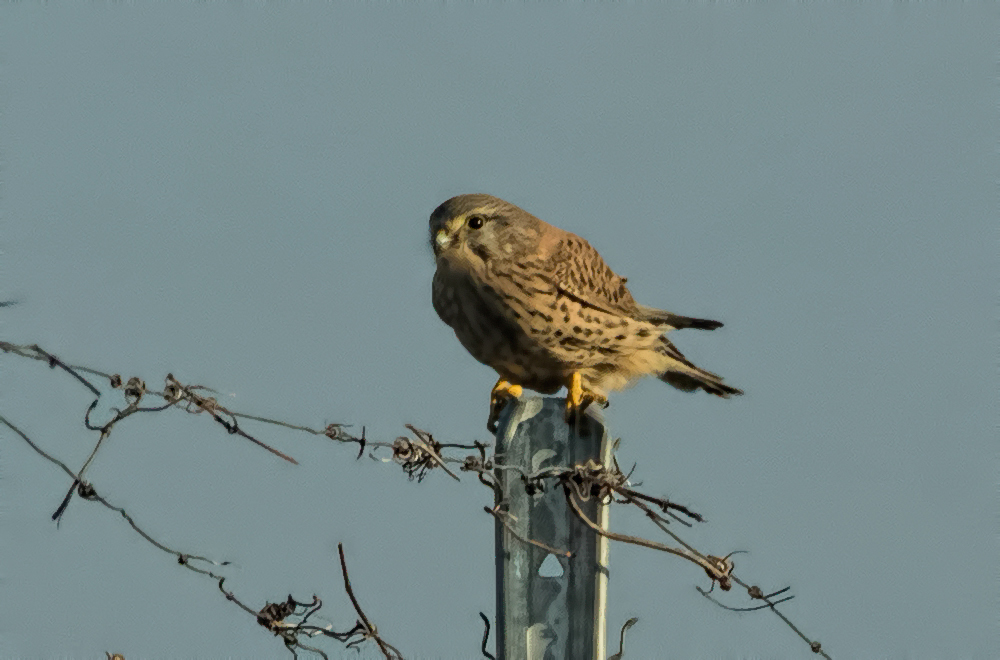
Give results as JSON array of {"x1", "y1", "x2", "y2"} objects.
[
  {"x1": 487, "y1": 401, "x2": 503, "y2": 433},
  {"x1": 488, "y1": 379, "x2": 523, "y2": 433},
  {"x1": 564, "y1": 372, "x2": 605, "y2": 425},
  {"x1": 564, "y1": 402, "x2": 575, "y2": 425}
]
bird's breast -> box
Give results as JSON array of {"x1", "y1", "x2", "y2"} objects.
[{"x1": 433, "y1": 264, "x2": 532, "y2": 355}]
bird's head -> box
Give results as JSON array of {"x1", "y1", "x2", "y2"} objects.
[{"x1": 429, "y1": 194, "x2": 543, "y2": 267}]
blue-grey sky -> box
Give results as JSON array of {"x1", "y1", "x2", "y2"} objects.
[{"x1": 1, "y1": 4, "x2": 995, "y2": 659}]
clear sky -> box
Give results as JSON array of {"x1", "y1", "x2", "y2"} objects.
[{"x1": 1, "y1": 4, "x2": 995, "y2": 659}]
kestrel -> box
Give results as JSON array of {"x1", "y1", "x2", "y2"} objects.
[{"x1": 430, "y1": 194, "x2": 742, "y2": 432}]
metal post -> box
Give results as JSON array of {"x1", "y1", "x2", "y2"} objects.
[{"x1": 493, "y1": 396, "x2": 611, "y2": 660}]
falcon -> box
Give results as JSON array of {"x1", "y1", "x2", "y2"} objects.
[{"x1": 430, "y1": 194, "x2": 742, "y2": 432}]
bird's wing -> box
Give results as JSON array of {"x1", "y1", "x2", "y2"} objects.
[
  {"x1": 545, "y1": 234, "x2": 724, "y2": 331},
  {"x1": 547, "y1": 235, "x2": 638, "y2": 317}
]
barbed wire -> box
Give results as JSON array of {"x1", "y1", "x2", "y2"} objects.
[
  {"x1": 460, "y1": 454, "x2": 829, "y2": 658},
  {"x1": 478, "y1": 612, "x2": 496, "y2": 660},
  {"x1": 1, "y1": 407, "x2": 405, "y2": 659},
  {"x1": 2, "y1": 340, "x2": 831, "y2": 658},
  {"x1": 607, "y1": 617, "x2": 639, "y2": 660}
]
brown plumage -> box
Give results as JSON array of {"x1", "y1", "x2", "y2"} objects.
[{"x1": 429, "y1": 193, "x2": 741, "y2": 426}]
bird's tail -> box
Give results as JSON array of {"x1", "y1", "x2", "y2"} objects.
[
  {"x1": 656, "y1": 336, "x2": 743, "y2": 398},
  {"x1": 636, "y1": 305, "x2": 724, "y2": 331}
]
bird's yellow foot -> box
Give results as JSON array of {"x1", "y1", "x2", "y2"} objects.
[
  {"x1": 488, "y1": 378, "x2": 523, "y2": 433},
  {"x1": 564, "y1": 372, "x2": 607, "y2": 426}
]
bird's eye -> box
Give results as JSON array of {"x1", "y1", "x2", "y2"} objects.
[{"x1": 467, "y1": 215, "x2": 485, "y2": 229}]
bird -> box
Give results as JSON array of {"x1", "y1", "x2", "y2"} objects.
[{"x1": 429, "y1": 193, "x2": 742, "y2": 432}]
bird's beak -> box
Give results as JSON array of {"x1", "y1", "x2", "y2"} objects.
[{"x1": 435, "y1": 228, "x2": 452, "y2": 251}]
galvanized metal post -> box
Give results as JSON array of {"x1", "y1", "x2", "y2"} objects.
[{"x1": 493, "y1": 396, "x2": 611, "y2": 660}]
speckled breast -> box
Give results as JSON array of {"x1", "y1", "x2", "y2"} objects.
[{"x1": 432, "y1": 265, "x2": 564, "y2": 393}]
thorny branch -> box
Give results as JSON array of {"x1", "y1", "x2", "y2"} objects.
[{"x1": 4, "y1": 340, "x2": 831, "y2": 658}]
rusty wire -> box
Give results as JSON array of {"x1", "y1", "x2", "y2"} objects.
[
  {"x1": 1, "y1": 342, "x2": 423, "y2": 658},
  {"x1": 3, "y1": 339, "x2": 830, "y2": 658},
  {"x1": 478, "y1": 612, "x2": 495, "y2": 660},
  {"x1": 461, "y1": 450, "x2": 830, "y2": 659},
  {"x1": 607, "y1": 617, "x2": 639, "y2": 660},
  {"x1": 3, "y1": 408, "x2": 405, "y2": 659},
  {"x1": 484, "y1": 504, "x2": 574, "y2": 558},
  {"x1": 388, "y1": 425, "x2": 461, "y2": 482},
  {"x1": 1, "y1": 341, "x2": 478, "y2": 489},
  {"x1": 336, "y1": 543, "x2": 403, "y2": 659}
]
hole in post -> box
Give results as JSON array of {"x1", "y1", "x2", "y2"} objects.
[{"x1": 538, "y1": 553, "x2": 564, "y2": 578}]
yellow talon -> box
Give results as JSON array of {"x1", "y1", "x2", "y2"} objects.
[
  {"x1": 488, "y1": 378, "x2": 523, "y2": 433},
  {"x1": 564, "y1": 372, "x2": 607, "y2": 426},
  {"x1": 566, "y1": 372, "x2": 584, "y2": 415}
]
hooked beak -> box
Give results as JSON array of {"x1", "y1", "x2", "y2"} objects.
[{"x1": 434, "y1": 228, "x2": 452, "y2": 254}]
